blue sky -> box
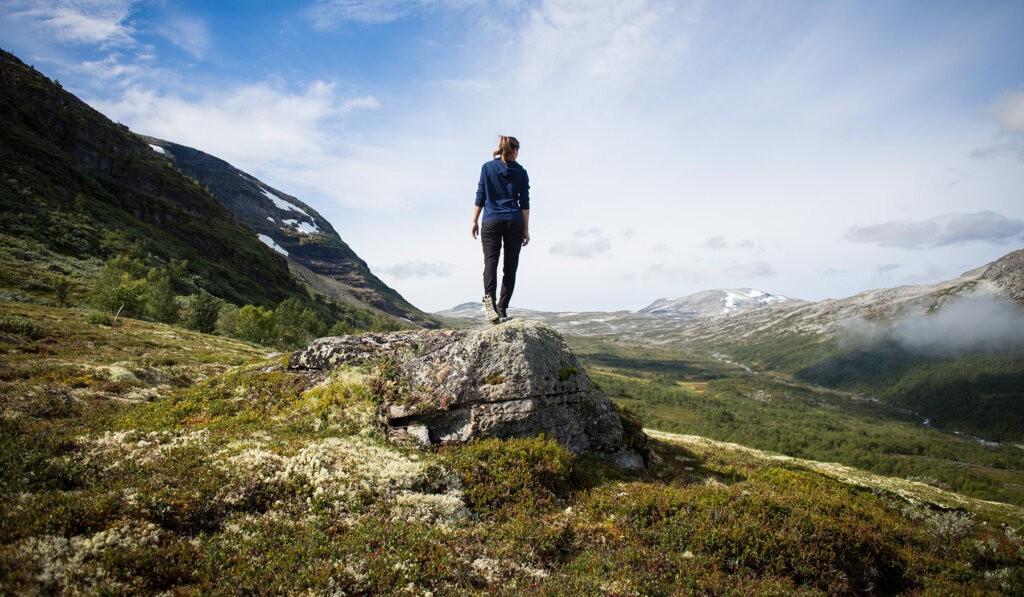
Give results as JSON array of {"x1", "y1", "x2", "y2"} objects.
[{"x1": 2, "y1": 0, "x2": 1023, "y2": 312}]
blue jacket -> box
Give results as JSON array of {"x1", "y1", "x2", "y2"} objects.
[{"x1": 475, "y1": 158, "x2": 529, "y2": 222}]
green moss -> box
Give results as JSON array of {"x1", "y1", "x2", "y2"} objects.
[
  {"x1": 558, "y1": 367, "x2": 579, "y2": 382},
  {"x1": 484, "y1": 373, "x2": 503, "y2": 385}
]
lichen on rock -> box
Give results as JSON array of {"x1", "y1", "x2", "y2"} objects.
[{"x1": 290, "y1": 319, "x2": 648, "y2": 467}]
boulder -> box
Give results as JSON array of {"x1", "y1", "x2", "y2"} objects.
[{"x1": 290, "y1": 319, "x2": 648, "y2": 468}]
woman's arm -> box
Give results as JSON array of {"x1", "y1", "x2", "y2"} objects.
[
  {"x1": 471, "y1": 205, "x2": 483, "y2": 239},
  {"x1": 521, "y1": 209, "x2": 530, "y2": 246}
]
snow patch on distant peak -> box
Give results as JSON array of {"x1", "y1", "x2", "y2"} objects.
[
  {"x1": 282, "y1": 218, "x2": 320, "y2": 235},
  {"x1": 149, "y1": 144, "x2": 165, "y2": 154},
  {"x1": 257, "y1": 234, "x2": 288, "y2": 256},
  {"x1": 261, "y1": 187, "x2": 311, "y2": 218},
  {"x1": 642, "y1": 288, "x2": 797, "y2": 317},
  {"x1": 266, "y1": 216, "x2": 275, "y2": 223}
]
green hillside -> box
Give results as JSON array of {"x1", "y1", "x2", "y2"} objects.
[
  {"x1": 2, "y1": 302, "x2": 1023, "y2": 595},
  {"x1": 0, "y1": 48, "x2": 428, "y2": 338},
  {"x1": 0, "y1": 49, "x2": 299, "y2": 308}
]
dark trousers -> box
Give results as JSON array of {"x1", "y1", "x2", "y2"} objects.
[{"x1": 481, "y1": 219, "x2": 524, "y2": 312}]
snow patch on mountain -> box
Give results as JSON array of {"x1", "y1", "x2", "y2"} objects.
[
  {"x1": 257, "y1": 234, "x2": 288, "y2": 256},
  {"x1": 148, "y1": 144, "x2": 164, "y2": 154},
  {"x1": 282, "y1": 218, "x2": 320, "y2": 235},
  {"x1": 261, "y1": 187, "x2": 311, "y2": 218}
]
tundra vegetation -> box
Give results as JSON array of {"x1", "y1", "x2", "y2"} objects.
[{"x1": 1, "y1": 302, "x2": 1023, "y2": 595}]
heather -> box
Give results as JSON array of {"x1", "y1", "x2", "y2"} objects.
[{"x1": 2, "y1": 302, "x2": 1023, "y2": 595}]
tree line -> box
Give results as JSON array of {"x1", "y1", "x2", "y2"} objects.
[{"x1": 85, "y1": 254, "x2": 401, "y2": 349}]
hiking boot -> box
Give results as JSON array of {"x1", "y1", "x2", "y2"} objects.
[
  {"x1": 482, "y1": 295, "x2": 500, "y2": 324},
  {"x1": 497, "y1": 308, "x2": 508, "y2": 321}
]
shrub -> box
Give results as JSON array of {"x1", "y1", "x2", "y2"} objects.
[
  {"x1": 52, "y1": 277, "x2": 70, "y2": 307},
  {"x1": 84, "y1": 312, "x2": 112, "y2": 325},
  {"x1": 329, "y1": 320, "x2": 356, "y2": 336},
  {"x1": 442, "y1": 436, "x2": 577, "y2": 519},
  {"x1": 87, "y1": 255, "x2": 148, "y2": 317},
  {"x1": 368, "y1": 314, "x2": 402, "y2": 333},
  {"x1": 236, "y1": 305, "x2": 277, "y2": 346},
  {"x1": 216, "y1": 303, "x2": 239, "y2": 336},
  {"x1": 275, "y1": 298, "x2": 326, "y2": 349},
  {"x1": 144, "y1": 268, "x2": 179, "y2": 323},
  {"x1": 0, "y1": 314, "x2": 45, "y2": 339},
  {"x1": 181, "y1": 290, "x2": 222, "y2": 333}
]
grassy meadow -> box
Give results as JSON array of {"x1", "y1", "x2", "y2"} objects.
[{"x1": 2, "y1": 302, "x2": 1023, "y2": 594}]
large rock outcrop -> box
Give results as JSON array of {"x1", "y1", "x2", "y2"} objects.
[{"x1": 289, "y1": 320, "x2": 648, "y2": 468}]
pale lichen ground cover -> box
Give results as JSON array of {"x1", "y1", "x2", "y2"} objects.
[{"x1": 3, "y1": 302, "x2": 1024, "y2": 595}]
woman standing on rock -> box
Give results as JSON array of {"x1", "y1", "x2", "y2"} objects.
[{"x1": 471, "y1": 135, "x2": 530, "y2": 324}]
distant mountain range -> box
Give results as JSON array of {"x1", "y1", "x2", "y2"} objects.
[
  {"x1": 436, "y1": 287, "x2": 803, "y2": 335},
  {"x1": 439, "y1": 249, "x2": 1024, "y2": 441},
  {"x1": 439, "y1": 253, "x2": 1023, "y2": 343},
  {"x1": 0, "y1": 48, "x2": 434, "y2": 327},
  {"x1": 640, "y1": 289, "x2": 799, "y2": 317}
]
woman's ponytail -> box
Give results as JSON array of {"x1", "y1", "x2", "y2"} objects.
[{"x1": 492, "y1": 135, "x2": 520, "y2": 164}]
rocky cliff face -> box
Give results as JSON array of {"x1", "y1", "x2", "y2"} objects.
[
  {"x1": 290, "y1": 319, "x2": 649, "y2": 468},
  {"x1": 145, "y1": 138, "x2": 437, "y2": 327}
]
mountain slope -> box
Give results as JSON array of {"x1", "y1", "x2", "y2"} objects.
[
  {"x1": 0, "y1": 48, "x2": 298, "y2": 306},
  {"x1": 654, "y1": 252, "x2": 1022, "y2": 347},
  {"x1": 145, "y1": 138, "x2": 437, "y2": 327}
]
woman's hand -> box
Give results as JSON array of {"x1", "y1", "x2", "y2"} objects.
[
  {"x1": 471, "y1": 205, "x2": 483, "y2": 239},
  {"x1": 522, "y1": 228, "x2": 530, "y2": 247}
]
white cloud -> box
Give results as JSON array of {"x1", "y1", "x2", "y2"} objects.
[
  {"x1": 704, "y1": 236, "x2": 728, "y2": 249},
  {"x1": 966, "y1": 91, "x2": 1024, "y2": 160},
  {"x1": 78, "y1": 52, "x2": 145, "y2": 79},
  {"x1": 875, "y1": 263, "x2": 903, "y2": 276},
  {"x1": 93, "y1": 82, "x2": 410, "y2": 210},
  {"x1": 517, "y1": 0, "x2": 691, "y2": 94},
  {"x1": 972, "y1": 91, "x2": 1024, "y2": 161},
  {"x1": 377, "y1": 260, "x2": 455, "y2": 280},
  {"x1": 549, "y1": 229, "x2": 612, "y2": 258},
  {"x1": 992, "y1": 91, "x2": 1024, "y2": 135},
  {"x1": 645, "y1": 261, "x2": 777, "y2": 283},
  {"x1": 5, "y1": 0, "x2": 137, "y2": 46},
  {"x1": 308, "y1": 0, "x2": 437, "y2": 28},
  {"x1": 152, "y1": 14, "x2": 210, "y2": 59},
  {"x1": 845, "y1": 211, "x2": 1024, "y2": 248}
]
